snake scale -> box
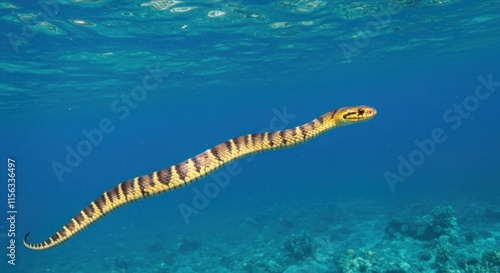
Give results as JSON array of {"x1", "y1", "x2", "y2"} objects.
[{"x1": 24, "y1": 106, "x2": 377, "y2": 250}]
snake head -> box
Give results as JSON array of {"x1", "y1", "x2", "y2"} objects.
[{"x1": 338, "y1": 106, "x2": 377, "y2": 124}]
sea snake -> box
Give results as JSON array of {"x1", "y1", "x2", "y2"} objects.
[{"x1": 24, "y1": 106, "x2": 377, "y2": 250}]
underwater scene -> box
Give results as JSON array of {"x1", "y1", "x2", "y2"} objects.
[{"x1": 1, "y1": 0, "x2": 500, "y2": 272}]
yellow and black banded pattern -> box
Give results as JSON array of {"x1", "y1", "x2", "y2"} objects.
[{"x1": 24, "y1": 106, "x2": 376, "y2": 250}]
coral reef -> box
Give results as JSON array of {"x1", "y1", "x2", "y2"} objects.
[
  {"x1": 434, "y1": 237, "x2": 455, "y2": 264},
  {"x1": 242, "y1": 252, "x2": 285, "y2": 273},
  {"x1": 336, "y1": 249, "x2": 377, "y2": 273},
  {"x1": 282, "y1": 232, "x2": 313, "y2": 261},
  {"x1": 465, "y1": 263, "x2": 500, "y2": 273},
  {"x1": 483, "y1": 251, "x2": 500, "y2": 267},
  {"x1": 335, "y1": 248, "x2": 411, "y2": 273},
  {"x1": 385, "y1": 205, "x2": 458, "y2": 241},
  {"x1": 28, "y1": 199, "x2": 500, "y2": 273},
  {"x1": 461, "y1": 250, "x2": 499, "y2": 272}
]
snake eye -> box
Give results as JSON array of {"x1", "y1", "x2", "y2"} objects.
[{"x1": 358, "y1": 108, "x2": 365, "y2": 115}]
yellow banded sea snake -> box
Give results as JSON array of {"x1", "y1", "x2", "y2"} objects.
[{"x1": 24, "y1": 106, "x2": 377, "y2": 250}]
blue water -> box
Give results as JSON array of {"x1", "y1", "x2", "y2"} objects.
[{"x1": 1, "y1": 0, "x2": 500, "y2": 272}]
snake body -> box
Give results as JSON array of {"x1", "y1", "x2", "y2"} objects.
[{"x1": 24, "y1": 106, "x2": 376, "y2": 250}]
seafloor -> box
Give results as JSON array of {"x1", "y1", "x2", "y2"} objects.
[{"x1": 22, "y1": 191, "x2": 500, "y2": 273}]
